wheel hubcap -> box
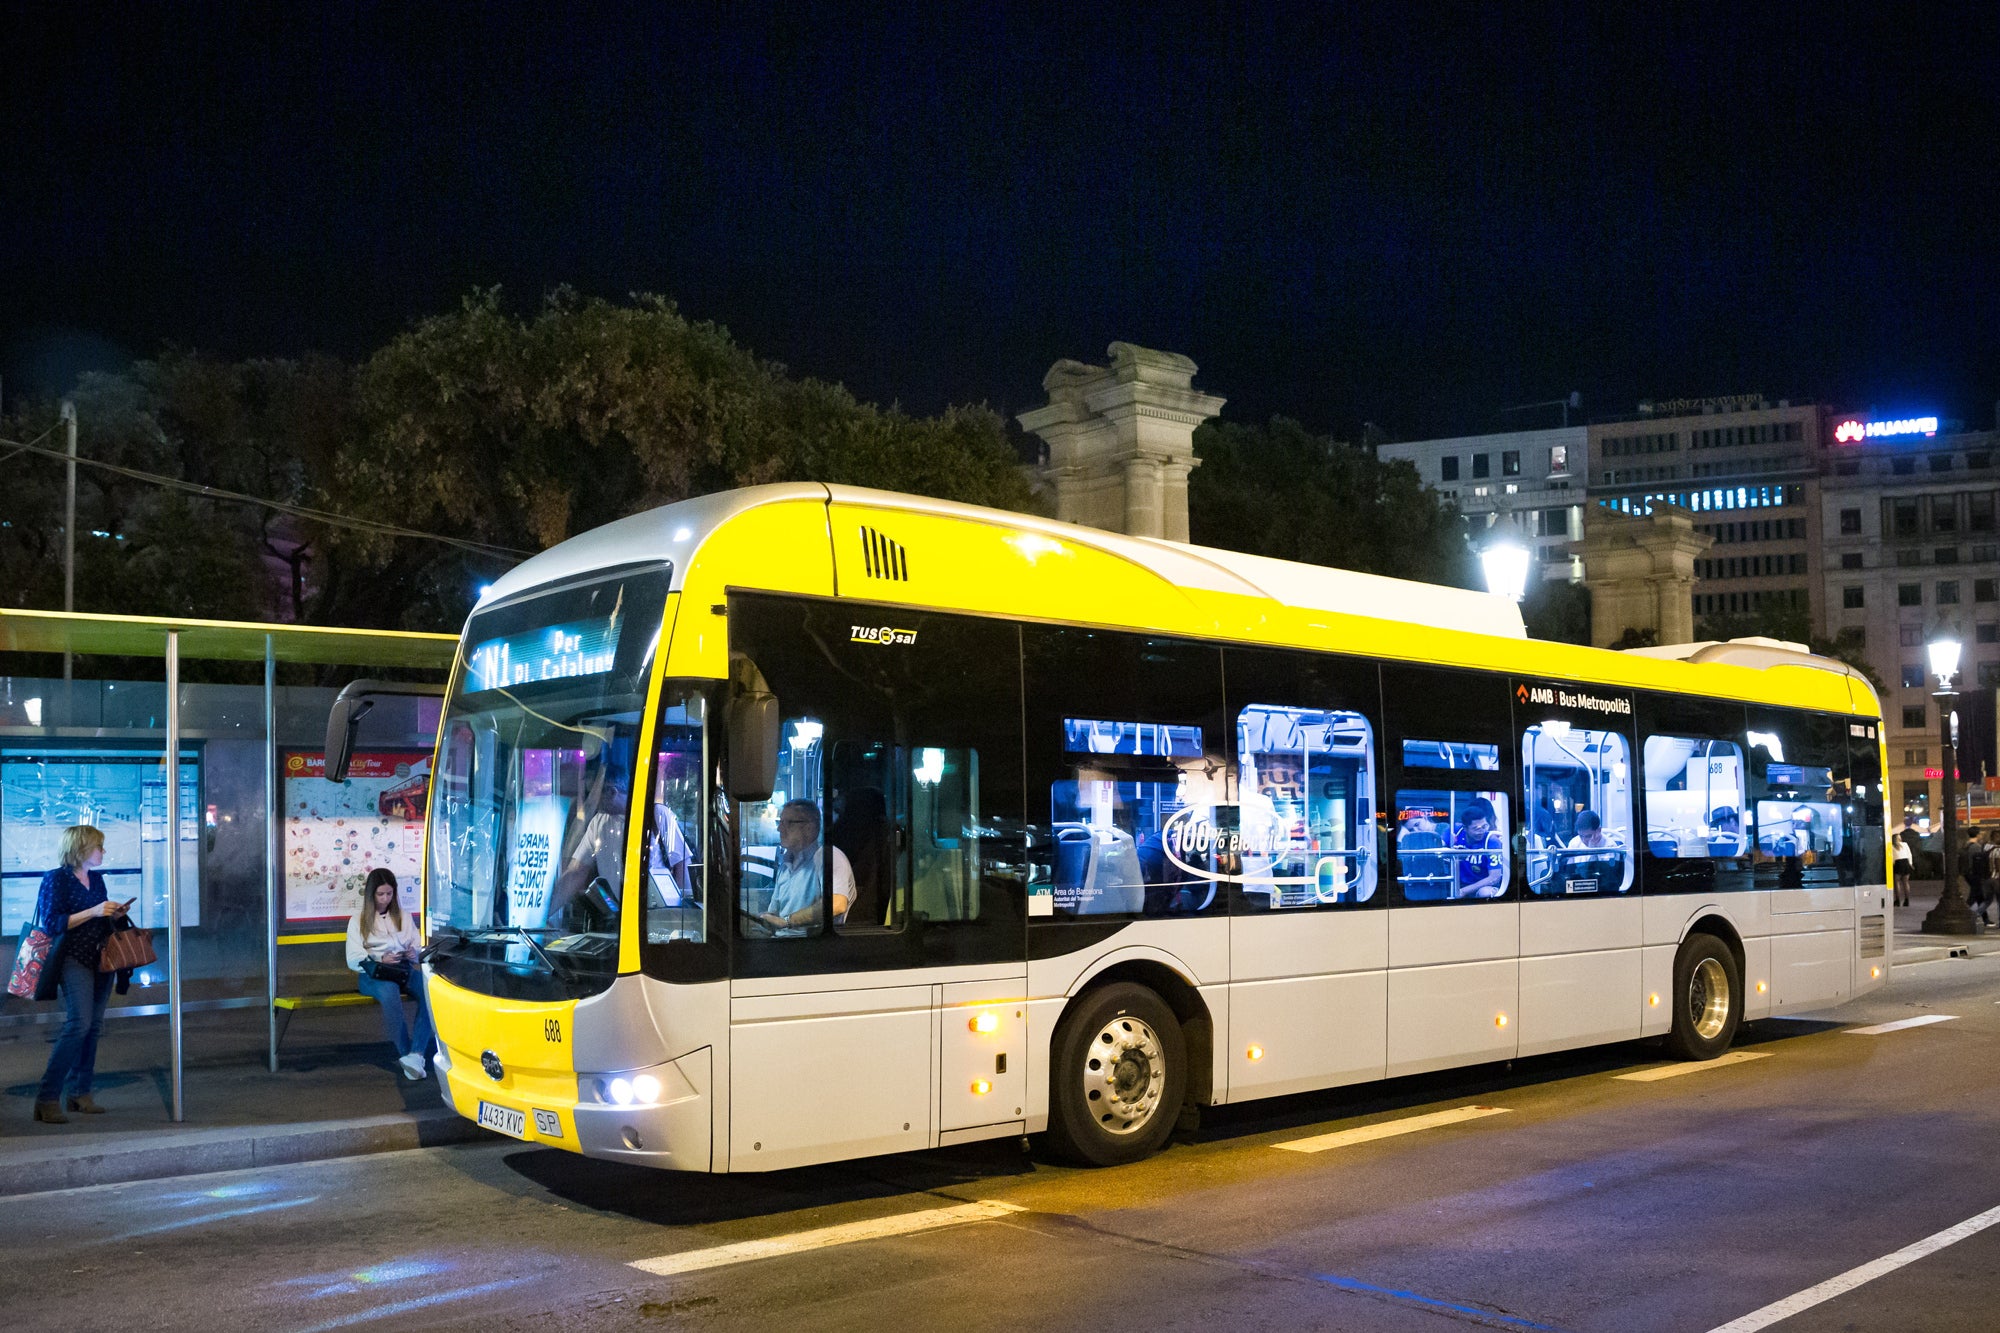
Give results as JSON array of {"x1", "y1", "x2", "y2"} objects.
[
  {"x1": 1688, "y1": 957, "x2": 1731, "y2": 1041},
  {"x1": 1082, "y1": 1015, "x2": 1166, "y2": 1135}
]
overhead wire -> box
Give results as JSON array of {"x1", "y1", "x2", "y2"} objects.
[{"x1": 0, "y1": 428, "x2": 531, "y2": 560}]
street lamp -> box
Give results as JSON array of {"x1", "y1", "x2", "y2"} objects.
[
  {"x1": 1480, "y1": 541, "x2": 1531, "y2": 603},
  {"x1": 1921, "y1": 633, "x2": 1979, "y2": 934}
]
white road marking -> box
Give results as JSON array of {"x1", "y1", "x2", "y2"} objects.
[
  {"x1": 1706, "y1": 1201, "x2": 2000, "y2": 1333},
  {"x1": 629, "y1": 1200, "x2": 1027, "y2": 1276},
  {"x1": 1846, "y1": 1014, "x2": 1958, "y2": 1035},
  {"x1": 1272, "y1": 1105, "x2": 1509, "y2": 1154},
  {"x1": 1614, "y1": 1051, "x2": 1770, "y2": 1082}
]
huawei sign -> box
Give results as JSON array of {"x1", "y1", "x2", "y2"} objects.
[{"x1": 1834, "y1": 415, "x2": 1938, "y2": 443}]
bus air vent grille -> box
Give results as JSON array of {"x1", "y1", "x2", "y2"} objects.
[
  {"x1": 860, "y1": 526, "x2": 909, "y2": 581},
  {"x1": 1860, "y1": 913, "x2": 1885, "y2": 957}
]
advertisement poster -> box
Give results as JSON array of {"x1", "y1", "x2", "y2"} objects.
[
  {"x1": 282, "y1": 751, "x2": 427, "y2": 922},
  {"x1": 2, "y1": 748, "x2": 200, "y2": 937}
]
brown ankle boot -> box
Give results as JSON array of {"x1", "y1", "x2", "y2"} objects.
[
  {"x1": 33, "y1": 1100, "x2": 68, "y2": 1124},
  {"x1": 66, "y1": 1094, "x2": 105, "y2": 1114}
]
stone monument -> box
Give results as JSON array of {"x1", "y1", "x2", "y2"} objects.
[{"x1": 1017, "y1": 342, "x2": 1225, "y2": 541}]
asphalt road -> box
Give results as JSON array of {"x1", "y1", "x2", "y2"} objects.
[{"x1": 9, "y1": 954, "x2": 2000, "y2": 1333}]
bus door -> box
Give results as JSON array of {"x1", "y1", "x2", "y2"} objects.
[
  {"x1": 722, "y1": 595, "x2": 1027, "y2": 1169},
  {"x1": 1382, "y1": 666, "x2": 1521, "y2": 1078}
]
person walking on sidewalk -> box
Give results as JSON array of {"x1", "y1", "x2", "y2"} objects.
[
  {"x1": 1964, "y1": 830, "x2": 1991, "y2": 927},
  {"x1": 1892, "y1": 831, "x2": 1913, "y2": 907},
  {"x1": 347, "y1": 868, "x2": 434, "y2": 1081},
  {"x1": 33, "y1": 825, "x2": 132, "y2": 1124}
]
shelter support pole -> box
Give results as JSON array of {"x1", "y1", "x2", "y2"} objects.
[
  {"x1": 265, "y1": 635, "x2": 279, "y2": 1071},
  {"x1": 165, "y1": 632, "x2": 185, "y2": 1120}
]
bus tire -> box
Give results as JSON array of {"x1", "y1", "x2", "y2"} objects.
[
  {"x1": 1045, "y1": 982, "x2": 1186, "y2": 1166},
  {"x1": 1665, "y1": 932, "x2": 1741, "y2": 1061}
]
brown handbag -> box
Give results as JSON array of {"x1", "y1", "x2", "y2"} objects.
[{"x1": 98, "y1": 923, "x2": 158, "y2": 973}]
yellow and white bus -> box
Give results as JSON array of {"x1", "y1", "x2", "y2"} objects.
[{"x1": 406, "y1": 483, "x2": 1891, "y2": 1170}]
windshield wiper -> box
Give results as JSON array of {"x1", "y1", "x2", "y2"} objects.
[{"x1": 501, "y1": 925, "x2": 572, "y2": 979}]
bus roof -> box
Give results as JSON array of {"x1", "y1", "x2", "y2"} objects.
[{"x1": 480, "y1": 483, "x2": 1878, "y2": 717}]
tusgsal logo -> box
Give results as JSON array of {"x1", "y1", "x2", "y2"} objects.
[{"x1": 850, "y1": 624, "x2": 918, "y2": 646}]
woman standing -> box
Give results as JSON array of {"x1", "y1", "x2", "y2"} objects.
[
  {"x1": 33, "y1": 825, "x2": 129, "y2": 1124},
  {"x1": 346, "y1": 868, "x2": 434, "y2": 1080}
]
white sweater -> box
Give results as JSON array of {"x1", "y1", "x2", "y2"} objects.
[{"x1": 346, "y1": 910, "x2": 422, "y2": 972}]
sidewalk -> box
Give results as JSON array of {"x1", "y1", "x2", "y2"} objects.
[
  {"x1": 1893, "y1": 879, "x2": 2000, "y2": 964},
  {"x1": 0, "y1": 1000, "x2": 482, "y2": 1196}
]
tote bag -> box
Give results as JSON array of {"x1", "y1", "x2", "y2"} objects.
[{"x1": 6, "y1": 918, "x2": 56, "y2": 999}]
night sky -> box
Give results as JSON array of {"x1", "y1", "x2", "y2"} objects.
[{"x1": 5, "y1": 3, "x2": 1997, "y2": 439}]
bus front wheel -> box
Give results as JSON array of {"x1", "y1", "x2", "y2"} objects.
[
  {"x1": 1666, "y1": 932, "x2": 1741, "y2": 1061},
  {"x1": 1045, "y1": 983, "x2": 1186, "y2": 1166}
]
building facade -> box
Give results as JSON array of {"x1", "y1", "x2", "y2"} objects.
[
  {"x1": 1373, "y1": 426, "x2": 1586, "y2": 582},
  {"x1": 1585, "y1": 397, "x2": 1826, "y2": 632},
  {"x1": 1820, "y1": 419, "x2": 2000, "y2": 824}
]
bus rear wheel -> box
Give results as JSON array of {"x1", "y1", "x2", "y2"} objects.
[
  {"x1": 1666, "y1": 932, "x2": 1741, "y2": 1061},
  {"x1": 1045, "y1": 983, "x2": 1185, "y2": 1166}
]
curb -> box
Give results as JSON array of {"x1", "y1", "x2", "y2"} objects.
[{"x1": 0, "y1": 1107, "x2": 487, "y2": 1197}]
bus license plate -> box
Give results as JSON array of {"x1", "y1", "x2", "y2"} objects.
[{"x1": 478, "y1": 1101, "x2": 527, "y2": 1139}]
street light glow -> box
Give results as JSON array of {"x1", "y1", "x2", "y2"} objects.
[
  {"x1": 1480, "y1": 543, "x2": 1531, "y2": 603},
  {"x1": 1927, "y1": 636, "x2": 1962, "y2": 686}
]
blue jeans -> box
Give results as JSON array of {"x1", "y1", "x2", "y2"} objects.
[
  {"x1": 39, "y1": 955, "x2": 113, "y2": 1102},
  {"x1": 358, "y1": 964, "x2": 434, "y2": 1061}
]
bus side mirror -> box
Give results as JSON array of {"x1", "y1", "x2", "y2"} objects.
[
  {"x1": 324, "y1": 679, "x2": 447, "y2": 782},
  {"x1": 324, "y1": 694, "x2": 376, "y2": 784},
  {"x1": 726, "y1": 691, "x2": 778, "y2": 801}
]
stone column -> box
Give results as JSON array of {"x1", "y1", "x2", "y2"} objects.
[
  {"x1": 1017, "y1": 342, "x2": 1225, "y2": 541},
  {"x1": 1574, "y1": 504, "x2": 1713, "y2": 647}
]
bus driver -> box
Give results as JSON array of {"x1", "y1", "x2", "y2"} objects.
[{"x1": 758, "y1": 799, "x2": 854, "y2": 935}]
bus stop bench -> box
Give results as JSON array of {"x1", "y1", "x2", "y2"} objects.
[{"x1": 273, "y1": 992, "x2": 374, "y2": 1046}]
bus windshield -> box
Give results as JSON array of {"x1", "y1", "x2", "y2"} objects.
[{"x1": 426, "y1": 564, "x2": 673, "y2": 1001}]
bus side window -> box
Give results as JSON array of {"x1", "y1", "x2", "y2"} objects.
[
  {"x1": 1236, "y1": 704, "x2": 1377, "y2": 909},
  {"x1": 643, "y1": 687, "x2": 708, "y2": 946},
  {"x1": 1520, "y1": 722, "x2": 1634, "y2": 896},
  {"x1": 1745, "y1": 709, "x2": 1852, "y2": 887},
  {"x1": 1380, "y1": 665, "x2": 1517, "y2": 905},
  {"x1": 1023, "y1": 628, "x2": 1228, "y2": 921},
  {"x1": 1641, "y1": 736, "x2": 1748, "y2": 860}
]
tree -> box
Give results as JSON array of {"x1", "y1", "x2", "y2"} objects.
[
  {"x1": 325, "y1": 289, "x2": 1037, "y2": 629},
  {"x1": 1187, "y1": 417, "x2": 1478, "y2": 588},
  {"x1": 1522, "y1": 578, "x2": 1592, "y2": 645}
]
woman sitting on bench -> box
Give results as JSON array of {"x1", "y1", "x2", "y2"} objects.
[{"x1": 346, "y1": 868, "x2": 434, "y2": 1081}]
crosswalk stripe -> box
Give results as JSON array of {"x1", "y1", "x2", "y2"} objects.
[
  {"x1": 1272, "y1": 1104, "x2": 1510, "y2": 1154},
  {"x1": 1847, "y1": 1014, "x2": 1958, "y2": 1035},
  {"x1": 1614, "y1": 1050, "x2": 1770, "y2": 1082},
  {"x1": 628, "y1": 1200, "x2": 1027, "y2": 1276}
]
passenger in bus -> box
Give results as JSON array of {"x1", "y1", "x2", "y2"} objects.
[
  {"x1": 758, "y1": 799, "x2": 854, "y2": 935},
  {"x1": 347, "y1": 868, "x2": 434, "y2": 1082},
  {"x1": 830, "y1": 786, "x2": 892, "y2": 928},
  {"x1": 1567, "y1": 809, "x2": 1609, "y2": 849},
  {"x1": 1452, "y1": 798, "x2": 1505, "y2": 898}
]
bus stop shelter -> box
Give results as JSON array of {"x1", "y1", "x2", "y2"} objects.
[{"x1": 0, "y1": 608, "x2": 455, "y2": 1120}]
